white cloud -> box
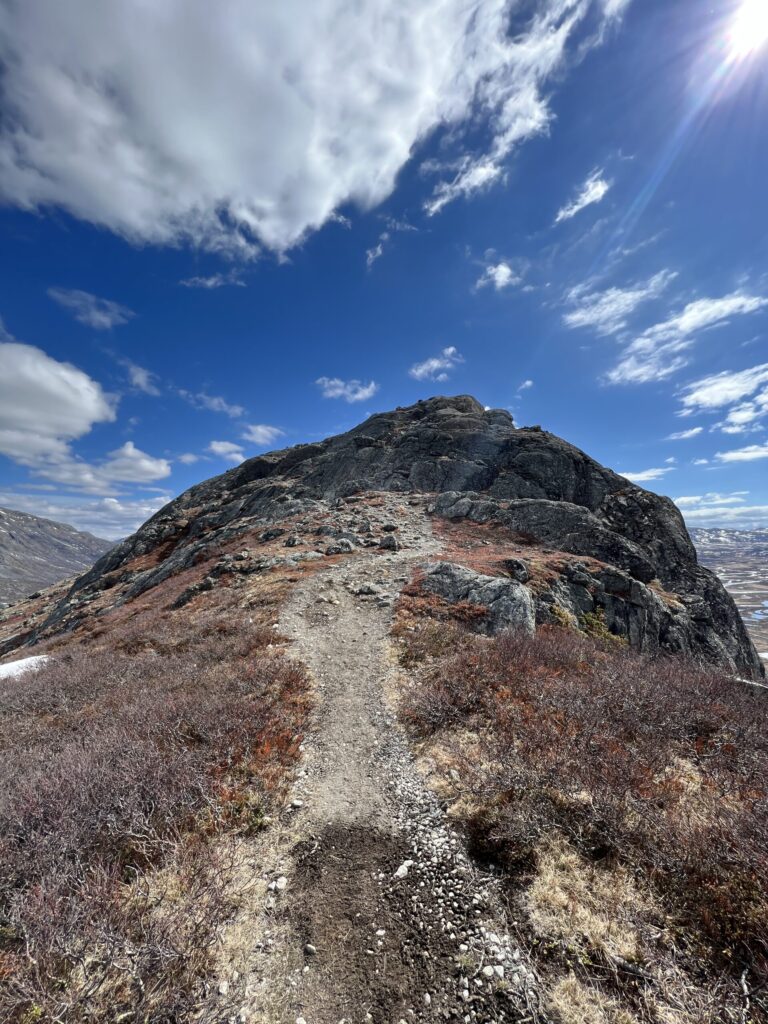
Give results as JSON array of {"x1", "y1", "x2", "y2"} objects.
[
  {"x1": 0, "y1": 491, "x2": 169, "y2": 539},
  {"x1": 207, "y1": 440, "x2": 245, "y2": 464},
  {"x1": 476, "y1": 261, "x2": 521, "y2": 291},
  {"x1": 619, "y1": 466, "x2": 675, "y2": 483},
  {"x1": 715, "y1": 442, "x2": 768, "y2": 462},
  {"x1": 674, "y1": 491, "x2": 768, "y2": 528},
  {"x1": 677, "y1": 363, "x2": 768, "y2": 435},
  {"x1": 606, "y1": 293, "x2": 768, "y2": 384},
  {"x1": 179, "y1": 271, "x2": 245, "y2": 289},
  {"x1": 366, "y1": 235, "x2": 388, "y2": 269},
  {"x1": 315, "y1": 377, "x2": 379, "y2": 402},
  {"x1": 517, "y1": 379, "x2": 534, "y2": 392},
  {"x1": 48, "y1": 287, "x2": 134, "y2": 329},
  {"x1": 555, "y1": 168, "x2": 612, "y2": 224},
  {"x1": 409, "y1": 346, "x2": 464, "y2": 383},
  {"x1": 121, "y1": 359, "x2": 160, "y2": 396},
  {"x1": 693, "y1": 458, "x2": 709, "y2": 465},
  {"x1": 27, "y1": 442, "x2": 171, "y2": 492},
  {"x1": 178, "y1": 390, "x2": 245, "y2": 419},
  {"x1": 98, "y1": 441, "x2": 171, "y2": 483},
  {"x1": 242, "y1": 423, "x2": 285, "y2": 446},
  {"x1": 0, "y1": 1, "x2": 629, "y2": 255},
  {"x1": 679, "y1": 363, "x2": 768, "y2": 412},
  {"x1": 178, "y1": 453, "x2": 200, "y2": 465},
  {"x1": 674, "y1": 492, "x2": 749, "y2": 508},
  {"x1": 0, "y1": 329, "x2": 172, "y2": 494},
  {"x1": 564, "y1": 269, "x2": 676, "y2": 336},
  {"x1": 666, "y1": 426, "x2": 703, "y2": 440},
  {"x1": 0, "y1": 336, "x2": 116, "y2": 464},
  {"x1": 680, "y1": 504, "x2": 768, "y2": 527}
]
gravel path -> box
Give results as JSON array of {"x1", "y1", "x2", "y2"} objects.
[{"x1": 261, "y1": 497, "x2": 542, "y2": 1024}]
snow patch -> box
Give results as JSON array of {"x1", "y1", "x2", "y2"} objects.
[{"x1": 0, "y1": 655, "x2": 50, "y2": 680}]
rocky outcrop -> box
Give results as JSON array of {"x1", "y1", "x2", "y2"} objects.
[
  {"x1": 12, "y1": 395, "x2": 763, "y2": 679},
  {"x1": 421, "y1": 562, "x2": 535, "y2": 636}
]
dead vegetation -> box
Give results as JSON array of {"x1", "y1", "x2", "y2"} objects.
[
  {"x1": 395, "y1": 594, "x2": 768, "y2": 1022},
  {"x1": 0, "y1": 590, "x2": 311, "y2": 1023}
]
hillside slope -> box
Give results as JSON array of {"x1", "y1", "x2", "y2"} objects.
[
  {"x1": 0, "y1": 506, "x2": 112, "y2": 605},
  {"x1": 1, "y1": 396, "x2": 767, "y2": 1023}
]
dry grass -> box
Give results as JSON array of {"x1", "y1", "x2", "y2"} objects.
[
  {"x1": 396, "y1": 607, "x2": 768, "y2": 1021},
  {"x1": 0, "y1": 591, "x2": 310, "y2": 1023},
  {"x1": 548, "y1": 974, "x2": 637, "y2": 1024},
  {"x1": 527, "y1": 836, "x2": 646, "y2": 963}
]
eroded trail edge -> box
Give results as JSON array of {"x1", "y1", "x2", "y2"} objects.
[{"x1": 264, "y1": 497, "x2": 540, "y2": 1024}]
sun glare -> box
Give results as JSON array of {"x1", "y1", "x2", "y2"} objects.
[{"x1": 729, "y1": 0, "x2": 768, "y2": 58}]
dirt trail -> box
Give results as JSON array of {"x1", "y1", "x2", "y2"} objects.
[{"x1": 244, "y1": 497, "x2": 541, "y2": 1024}]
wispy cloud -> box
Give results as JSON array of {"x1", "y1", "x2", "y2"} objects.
[
  {"x1": 476, "y1": 261, "x2": 522, "y2": 291},
  {"x1": 619, "y1": 466, "x2": 675, "y2": 483},
  {"x1": 555, "y1": 169, "x2": 612, "y2": 224},
  {"x1": 675, "y1": 491, "x2": 749, "y2": 508},
  {"x1": 178, "y1": 453, "x2": 200, "y2": 465},
  {"x1": 715, "y1": 442, "x2": 768, "y2": 462},
  {"x1": 48, "y1": 288, "x2": 134, "y2": 330},
  {"x1": 179, "y1": 271, "x2": 245, "y2": 289},
  {"x1": 315, "y1": 377, "x2": 379, "y2": 403},
  {"x1": 207, "y1": 440, "x2": 245, "y2": 464},
  {"x1": 242, "y1": 424, "x2": 284, "y2": 446},
  {"x1": 564, "y1": 270, "x2": 676, "y2": 336},
  {"x1": 366, "y1": 238, "x2": 387, "y2": 268},
  {"x1": 678, "y1": 362, "x2": 768, "y2": 435},
  {"x1": 409, "y1": 346, "x2": 464, "y2": 383},
  {"x1": 121, "y1": 359, "x2": 160, "y2": 396},
  {"x1": 666, "y1": 426, "x2": 703, "y2": 440},
  {"x1": 606, "y1": 293, "x2": 768, "y2": 385},
  {"x1": 674, "y1": 491, "x2": 768, "y2": 527},
  {"x1": 517, "y1": 379, "x2": 534, "y2": 393},
  {"x1": 178, "y1": 390, "x2": 245, "y2": 418}
]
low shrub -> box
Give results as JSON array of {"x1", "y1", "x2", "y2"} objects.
[
  {"x1": 0, "y1": 608, "x2": 310, "y2": 1022},
  {"x1": 399, "y1": 619, "x2": 768, "y2": 1016}
]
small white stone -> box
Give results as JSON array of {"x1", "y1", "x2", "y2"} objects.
[
  {"x1": 275, "y1": 876, "x2": 288, "y2": 891},
  {"x1": 394, "y1": 859, "x2": 414, "y2": 879}
]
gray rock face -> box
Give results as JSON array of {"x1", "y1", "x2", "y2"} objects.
[
  {"x1": 421, "y1": 562, "x2": 535, "y2": 636},
  {"x1": 31, "y1": 395, "x2": 763, "y2": 678}
]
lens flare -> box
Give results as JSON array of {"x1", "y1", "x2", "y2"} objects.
[{"x1": 729, "y1": 0, "x2": 768, "y2": 59}]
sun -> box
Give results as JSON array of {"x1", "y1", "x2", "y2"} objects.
[{"x1": 729, "y1": 0, "x2": 768, "y2": 59}]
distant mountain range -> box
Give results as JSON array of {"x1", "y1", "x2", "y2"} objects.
[
  {"x1": 690, "y1": 528, "x2": 768, "y2": 559},
  {"x1": 0, "y1": 507, "x2": 113, "y2": 605}
]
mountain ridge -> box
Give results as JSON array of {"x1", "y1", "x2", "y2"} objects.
[{"x1": 0, "y1": 506, "x2": 113, "y2": 606}]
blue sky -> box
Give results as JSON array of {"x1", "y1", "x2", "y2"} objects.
[{"x1": 1, "y1": 0, "x2": 767, "y2": 538}]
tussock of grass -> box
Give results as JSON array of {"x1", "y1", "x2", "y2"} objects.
[
  {"x1": 527, "y1": 836, "x2": 646, "y2": 963},
  {"x1": 548, "y1": 974, "x2": 637, "y2": 1024}
]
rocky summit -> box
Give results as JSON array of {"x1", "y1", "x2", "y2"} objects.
[{"x1": 3, "y1": 395, "x2": 761, "y2": 678}]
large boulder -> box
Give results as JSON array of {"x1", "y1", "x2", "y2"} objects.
[{"x1": 421, "y1": 562, "x2": 535, "y2": 636}]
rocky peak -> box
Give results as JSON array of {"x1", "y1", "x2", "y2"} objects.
[{"x1": 1, "y1": 396, "x2": 763, "y2": 679}]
